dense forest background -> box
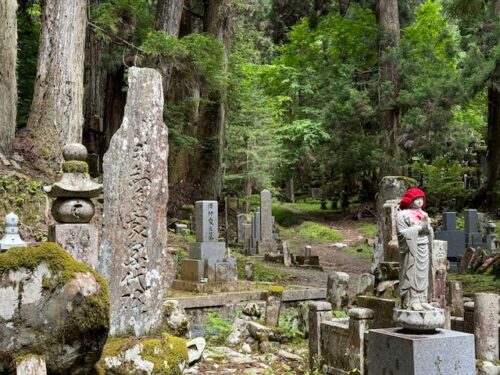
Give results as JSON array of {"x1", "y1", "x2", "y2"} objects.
[{"x1": 1, "y1": 0, "x2": 499, "y2": 212}]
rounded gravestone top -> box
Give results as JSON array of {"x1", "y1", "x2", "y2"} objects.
[
  {"x1": 5, "y1": 212, "x2": 19, "y2": 226},
  {"x1": 63, "y1": 143, "x2": 88, "y2": 162}
]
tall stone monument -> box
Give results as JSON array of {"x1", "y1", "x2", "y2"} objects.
[
  {"x1": 257, "y1": 189, "x2": 277, "y2": 253},
  {"x1": 45, "y1": 143, "x2": 101, "y2": 269},
  {"x1": 179, "y1": 201, "x2": 236, "y2": 282},
  {"x1": 99, "y1": 67, "x2": 172, "y2": 337}
]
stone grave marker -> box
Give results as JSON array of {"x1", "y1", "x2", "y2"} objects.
[
  {"x1": 99, "y1": 67, "x2": 172, "y2": 337},
  {"x1": 237, "y1": 214, "x2": 247, "y2": 244},
  {"x1": 258, "y1": 189, "x2": 277, "y2": 253},
  {"x1": 435, "y1": 212, "x2": 465, "y2": 259},
  {"x1": 464, "y1": 209, "x2": 484, "y2": 247},
  {"x1": 180, "y1": 201, "x2": 236, "y2": 282}
]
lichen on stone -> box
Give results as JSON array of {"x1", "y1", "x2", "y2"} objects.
[{"x1": 62, "y1": 160, "x2": 89, "y2": 174}]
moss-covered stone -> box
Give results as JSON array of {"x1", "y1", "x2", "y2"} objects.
[
  {"x1": 268, "y1": 285, "x2": 285, "y2": 296},
  {"x1": 97, "y1": 333, "x2": 188, "y2": 375},
  {"x1": 0, "y1": 243, "x2": 110, "y2": 373},
  {"x1": 62, "y1": 160, "x2": 89, "y2": 174}
]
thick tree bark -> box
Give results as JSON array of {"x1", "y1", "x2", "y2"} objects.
[
  {"x1": 155, "y1": 0, "x2": 184, "y2": 93},
  {"x1": 26, "y1": 0, "x2": 86, "y2": 161},
  {"x1": 199, "y1": 0, "x2": 230, "y2": 199},
  {"x1": 83, "y1": 1, "x2": 107, "y2": 158},
  {"x1": 0, "y1": 0, "x2": 17, "y2": 155},
  {"x1": 376, "y1": 0, "x2": 401, "y2": 176}
]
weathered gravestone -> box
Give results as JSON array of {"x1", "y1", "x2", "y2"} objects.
[
  {"x1": 258, "y1": 189, "x2": 277, "y2": 253},
  {"x1": 237, "y1": 214, "x2": 247, "y2": 244},
  {"x1": 180, "y1": 201, "x2": 236, "y2": 282},
  {"x1": 372, "y1": 176, "x2": 416, "y2": 277},
  {"x1": 99, "y1": 67, "x2": 173, "y2": 337}
]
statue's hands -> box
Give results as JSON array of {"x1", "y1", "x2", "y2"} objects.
[{"x1": 418, "y1": 216, "x2": 429, "y2": 234}]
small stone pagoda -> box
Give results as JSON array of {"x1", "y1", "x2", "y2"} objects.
[{"x1": 45, "y1": 143, "x2": 102, "y2": 268}]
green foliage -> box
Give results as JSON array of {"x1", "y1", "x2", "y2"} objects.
[
  {"x1": 410, "y1": 156, "x2": 471, "y2": 208},
  {"x1": 272, "y1": 204, "x2": 302, "y2": 227},
  {"x1": 204, "y1": 312, "x2": 233, "y2": 345},
  {"x1": 333, "y1": 310, "x2": 349, "y2": 318},
  {"x1": 0, "y1": 174, "x2": 45, "y2": 227},
  {"x1": 278, "y1": 308, "x2": 304, "y2": 341},
  {"x1": 282, "y1": 221, "x2": 343, "y2": 242},
  {"x1": 448, "y1": 273, "x2": 500, "y2": 295},
  {"x1": 358, "y1": 223, "x2": 377, "y2": 237}
]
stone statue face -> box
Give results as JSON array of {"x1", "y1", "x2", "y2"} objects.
[{"x1": 410, "y1": 197, "x2": 424, "y2": 209}]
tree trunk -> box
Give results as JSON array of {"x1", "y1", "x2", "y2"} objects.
[
  {"x1": 83, "y1": 0, "x2": 107, "y2": 159},
  {"x1": 0, "y1": 0, "x2": 17, "y2": 155},
  {"x1": 26, "y1": 0, "x2": 86, "y2": 161},
  {"x1": 155, "y1": 0, "x2": 184, "y2": 93},
  {"x1": 199, "y1": 0, "x2": 230, "y2": 199},
  {"x1": 376, "y1": 0, "x2": 401, "y2": 176}
]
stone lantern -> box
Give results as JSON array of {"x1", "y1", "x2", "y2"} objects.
[{"x1": 45, "y1": 144, "x2": 102, "y2": 268}]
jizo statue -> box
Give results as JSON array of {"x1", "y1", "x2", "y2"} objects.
[{"x1": 396, "y1": 188, "x2": 437, "y2": 311}]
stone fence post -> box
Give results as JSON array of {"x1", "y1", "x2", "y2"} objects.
[
  {"x1": 348, "y1": 308, "x2": 374, "y2": 375},
  {"x1": 463, "y1": 301, "x2": 475, "y2": 334},
  {"x1": 308, "y1": 301, "x2": 333, "y2": 369},
  {"x1": 474, "y1": 293, "x2": 499, "y2": 361}
]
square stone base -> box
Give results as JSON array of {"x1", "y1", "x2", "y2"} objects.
[
  {"x1": 368, "y1": 328, "x2": 475, "y2": 375},
  {"x1": 48, "y1": 224, "x2": 98, "y2": 269},
  {"x1": 180, "y1": 259, "x2": 204, "y2": 281},
  {"x1": 257, "y1": 240, "x2": 277, "y2": 254}
]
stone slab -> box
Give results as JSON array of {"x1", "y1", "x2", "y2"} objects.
[
  {"x1": 99, "y1": 67, "x2": 171, "y2": 337},
  {"x1": 171, "y1": 280, "x2": 254, "y2": 295},
  {"x1": 180, "y1": 259, "x2": 204, "y2": 281},
  {"x1": 195, "y1": 200, "x2": 219, "y2": 242},
  {"x1": 49, "y1": 224, "x2": 99, "y2": 269},
  {"x1": 435, "y1": 230, "x2": 465, "y2": 258},
  {"x1": 357, "y1": 295, "x2": 397, "y2": 328},
  {"x1": 215, "y1": 258, "x2": 237, "y2": 282},
  {"x1": 368, "y1": 328, "x2": 475, "y2": 375},
  {"x1": 295, "y1": 255, "x2": 320, "y2": 266}
]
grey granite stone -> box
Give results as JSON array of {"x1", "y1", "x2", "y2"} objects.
[{"x1": 368, "y1": 328, "x2": 475, "y2": 375}]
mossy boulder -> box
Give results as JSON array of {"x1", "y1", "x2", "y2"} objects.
[
  {"x1": 0, "y1": 242, "x2": 110, "y2": 374},
  {"x1": 96, "y1": 333, "x2": 188, "y2": 374}
]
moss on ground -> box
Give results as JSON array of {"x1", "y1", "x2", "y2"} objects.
[
  {"x1": 268, "y1": 285, "x2": 285, "y2": 296},
  {"x1": 235, "y1": 253, "x2": 289, "y2": 282},
  {"x1": 97, "y1": 334, "x2": 187, "y2": 375},
  {"x1": 358, "y1": 223, "x2": 377, "y2": 237},
  {"x1": 281, "y1": 221, "x2": 342, "y2": 242},
  {"x1": 447, "y1": 273, "x2": 500, "y2": 295},
  {"x1": 342, "y1": 244, "x2": 374, "y2": 259}
]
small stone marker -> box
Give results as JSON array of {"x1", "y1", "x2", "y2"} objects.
[
  {"x1": 429, "y1": 240, "x2": 448, "y2": 308},
  {"x1": 99, "y1": 67, "x2": 172, "y2": 337},
  {"x1": 245, "y1": 262, "x2": 254, "y2": 281},
  {"x1": 282, "y1": 240, "x2": 292, "y2": 267},
  {"x1": 464, "y1": 209, "x2": 485, "y2": 247},
  {"x1": 356, "y1": 273, "x2": 375, "y2": 295},
  {"x1": 175, "y1": 223, "x2": 188, "y2": 234},
  {"x1": 474, "y1": 293, "x2": 499, "y2": 361},
  {"x1": 258, "y1": 189, "x2": 277, "y2": 253},
  {"x1": 304, "y1": 245, "x2": 312, "y2": 258},
  {"x1": 327, "y1": 271, "x2": 349, "y2": 310},
  {"x1": 16, "y1": 355, "x2": 47, "y2": 375},
  {"x1": 242, "y1": 223, "x2": 251, "y2": 254},
  {"x1": 0, "y1": 212, "x2": 27, "y2": 251}
]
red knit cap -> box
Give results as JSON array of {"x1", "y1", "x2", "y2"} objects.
[{"x1": 399, "y1": 187, "x2": 426, "y2": 209}]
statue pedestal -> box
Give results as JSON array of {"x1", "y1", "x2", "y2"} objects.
[
  {"x1": 368, "y1": 328, "x2": 475, "y2": 375},
  {"x1": 393, "y1": 308, "x2": 445, "y2": 332},
  {"x1": 49, "y1": 224, "x2": 99, "y2": 269}
]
